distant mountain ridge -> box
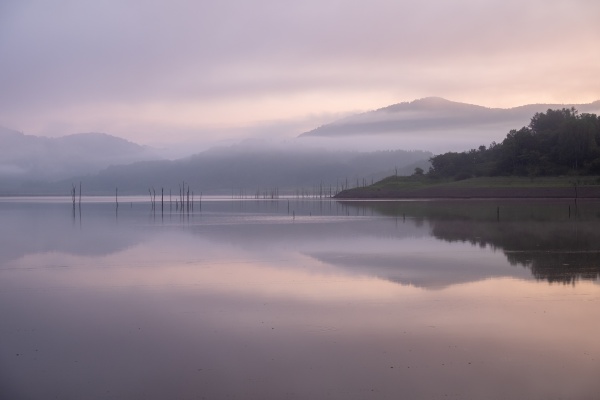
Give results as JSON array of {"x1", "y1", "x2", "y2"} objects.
[
  {"x1": 57, "y1": 145, "x2": 432, "y2": 195},
  {"x1": 0, "y1": 126, "x2": 432, "y2": 195},
  {"x1": 300, "y1": 97, "x2": 600, "y2": 137},
  {"x1": 4, "y1": 97, "x2": 599, "y2": 195},
  {"x1": 0, "y1": 127, "x2": 160, "y2": 180}
]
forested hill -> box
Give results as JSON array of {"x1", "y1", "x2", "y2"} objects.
[{"x1": 428, "y1": 108, "x2": 600, "y2": 179}]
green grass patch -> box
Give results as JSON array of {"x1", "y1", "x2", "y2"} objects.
[
  {"x1": 369, "y1": 175, "x2": 600, "y2": 190},
  {"x1": 335, "y1": 174, "x2": 600, "y2": 198}
]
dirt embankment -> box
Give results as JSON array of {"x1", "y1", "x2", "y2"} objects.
[{"x1": 335, "y1": 186, "x2": 600, "y2": 199}]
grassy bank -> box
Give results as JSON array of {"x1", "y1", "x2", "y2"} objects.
[{"x1": 334, "y1": 175, "x2": 600, "y2": 199}]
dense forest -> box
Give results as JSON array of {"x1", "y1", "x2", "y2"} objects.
[{"x1": 428, "y1": 108, "x2": 600, "y2": 179}]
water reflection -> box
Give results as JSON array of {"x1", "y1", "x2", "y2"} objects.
[
  {"x1": 2, "y1": 198, "x2": 600, "y2": 286},
  {"x1": 0, "y1": 201, "x2": 148, "y2": 265},
  {"x1": 339, "y1": 199, "x2": 600, "y2": 285},
  {"x1": 1, "y1": 198, "x2": 599, "y2": 399}
]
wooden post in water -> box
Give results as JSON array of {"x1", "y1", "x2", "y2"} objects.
[
  {"x1": 115, "y1": 188, "x2": 118, "y2": 208},
  {"x1": 71, "y1": 184, "x2": 76, "y2": 208},
  {"x1": 497, "y1": 206, "x2": 500, "y2": 221},
  {"x1": 182, "y1": 181, "x2": 185, "y2": 210}
]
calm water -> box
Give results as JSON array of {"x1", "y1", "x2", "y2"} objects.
[{"x1": 1, "y1": 197, "x2": 599, "y2": 399}]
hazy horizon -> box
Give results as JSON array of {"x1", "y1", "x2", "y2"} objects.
[
  {"x1": 3, "y1": 96, "x2": 600, "y2": 160},
  {"x1": 1, "y1": 1, "x2": 599, "y2": 152}
]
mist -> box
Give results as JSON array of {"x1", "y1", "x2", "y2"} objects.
[
  {"x1": 1, "y1": 1, "x2": 598, "y2": 144},
  {"x1": 3, "y1": 96, "x2": 600, "y2": 195}
]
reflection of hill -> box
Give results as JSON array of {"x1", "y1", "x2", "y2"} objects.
[
  {"x1": 308, "y1": 251, "x2": 530, "y2": 289},
  {"x1": 431, "y1": 219, "x2": 600, "y2": 284},
  {"x1": 338, "y1": 200, "x2": 600, "y2": 285},
  {"x1": 507, "y1": 251, "x2": 600, "y2": 284},
  {"x1": 0, "y1": 202, "x2": 147, "y2": 265},
  {"x1": 4, "y1": 198, "x2": 599, "y2": 287}
]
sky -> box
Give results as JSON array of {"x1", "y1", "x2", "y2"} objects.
[{"x1": 1, "y1": 0, "x2": 599, "y2": 151}]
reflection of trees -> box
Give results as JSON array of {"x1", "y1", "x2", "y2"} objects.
[
  {"x1": 430, "y1": 219, "x2": 600, "y2": 285},
  {"x1": 338, "y1": 200, "x2": 600, "y2": 285},
  {"x1": 507, "y1": 251, "x2": 600, "y2": 284}
]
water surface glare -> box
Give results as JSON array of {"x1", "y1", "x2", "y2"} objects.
[{"x1": 1, "y1": 198, "x2": 599, "y2": 399}]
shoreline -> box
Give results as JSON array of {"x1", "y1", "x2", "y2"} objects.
[{"x1": 334, "y1": 186, "x2": 600, "y2": 199}]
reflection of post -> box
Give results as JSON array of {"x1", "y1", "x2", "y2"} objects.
[
  {"x1": 497, "y1": 206, "x2": 500, "y2": 221},
  {"x1": 572, "y1": 180, "x2": 579, "y2": 204},
  {"x1": 71, "y1": 184, "x2": 76, "y2": 208}
]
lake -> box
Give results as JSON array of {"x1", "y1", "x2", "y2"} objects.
[{"x1": 1, "y1": 197, "x2": 599, "y2": 399}]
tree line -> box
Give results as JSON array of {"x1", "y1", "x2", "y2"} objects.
[{"x1": 428, "y1": 108, "x2": 600, "y2": 179}]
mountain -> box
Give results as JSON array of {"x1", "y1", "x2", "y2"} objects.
[
  {"x1": 6, "y1": 97, "x2": 598, "y2": 195},
  {"x1": 51, "y1": 143, "x2": 432, "y2": 195},
  {"x1": 0, "y1": 127, "x2": 160, "y2": 181},
  {"x1": 299, "y1": 97, "x2": 600, "y2": 152},
  {"x1": 0, "y1": 127, "x2": 432, "y2": 196}
]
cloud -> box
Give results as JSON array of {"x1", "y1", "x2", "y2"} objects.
[{"x1": 1, "y1": 0, "x2": 599, "y2": 144}]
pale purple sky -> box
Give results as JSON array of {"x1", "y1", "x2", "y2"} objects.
[{"x1": 1, "y1": 0, "x2": 599, "y2": 149}]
